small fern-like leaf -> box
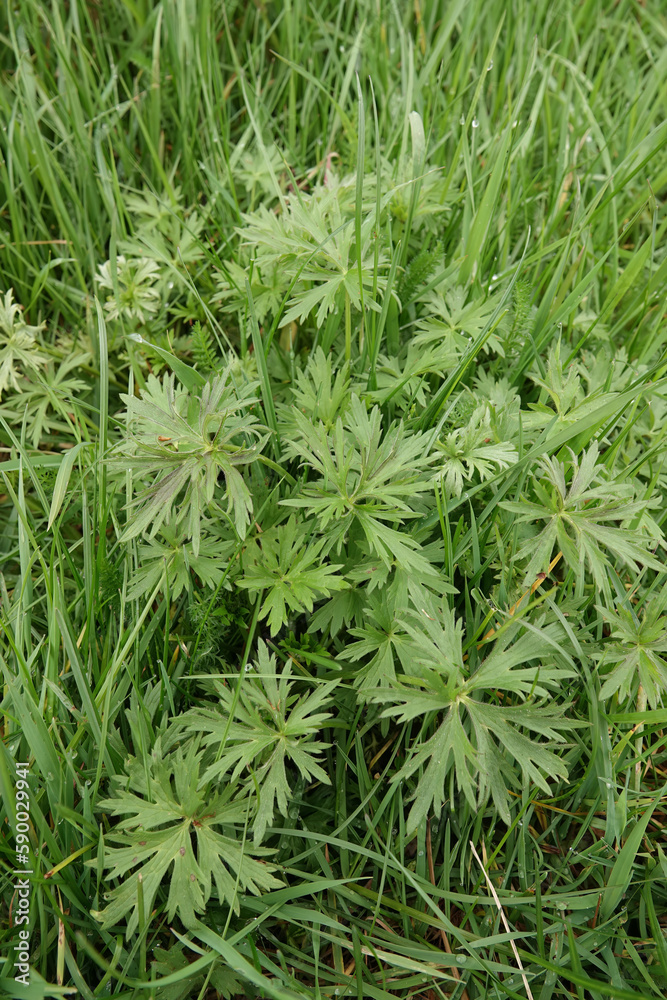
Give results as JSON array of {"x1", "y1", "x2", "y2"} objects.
[{"x1": 191, "y1": 320, "x2": 219, "y2": 374}]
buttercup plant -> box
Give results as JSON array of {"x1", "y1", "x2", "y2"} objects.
[{"x1": 1, "y1": 2, "x2": 667, "y2": 996}]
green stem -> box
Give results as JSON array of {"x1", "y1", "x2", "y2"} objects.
[
  {"x1": 345, "y1": 289, "x2": 351, "y2": 362},
  {"x1": 634, "y1": 684, "x2": 647, "y2": 792}
]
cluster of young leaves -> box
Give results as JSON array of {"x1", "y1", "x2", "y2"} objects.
[
  {"x1": 214, "y1": 173, "x2": 387, "y2": 329},
  {"x1": 96, "y1": 256, "x2": 162, "y2": 325},
  {"x1": 179, "y1": 643, "x2": 335, "y2": 844},
  {"x1": 433, "y1": 403, "x2": 517, "y2": 498},
  {"x1": 281, "y1": 393, "x2": 438, "y2": 573},
  {"x1": 237, "y1": 515, "x2": 347, "y2": 636},
  {"x1": 0, "y1": 287, "x2": 47, "y2": 397},
  {"x1": 501, "y1": 442, "x2": 663, "y2": 593},
  {"x1": 595, "y1": 595, "x2": 667, "y2": 708},
  {"x1": 213, "y1": 151, "x2": 455, "y2": 335},
  {"x1": 78, "y1": 199, "x2": 667, "y2": 955},
  {"x1": 114, "y1": 365, "x2": 269, "y2": 552}
]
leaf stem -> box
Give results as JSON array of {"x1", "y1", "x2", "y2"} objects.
[{"x1": 634, "y1": 683, "x2": 647, "y2": 792}]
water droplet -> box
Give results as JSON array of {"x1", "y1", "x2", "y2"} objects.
[
  {"x1": 85, "y1": 779, "x2": 92, "y2": 787},
  {"x1": 512, "y1": 120, "x2": 518, "y2": 128},
  {"x1": 586, "y1": 135, "x2": 593, "y2": 143},
  {"x1": 418, "y1": 850, "x2": 424, "y2": 857},
  {"x1": 472, "y1": 118, "x2": 479, "y2": 128},
  {"x1": 459, "y1": 114, "x2": 465, "y2": 125},
  {"x1": 48, "y1": 773, "x2": 54, "y2": 781},
  {"x1": 212, "y1": 136, "x2": 218, "y2": 143},
  {"x1": 245, "y1": 664, "x2": 253, "y2": 672},
  {"x1": 167, "y1": 281, "x2": 174, "y2": 289},
  {"x1": 491, "y1": 273, "x2": 499, "y2": 281},
  {"x1": 456, "y1": 955, "x2": 466, "y2": 965},
  {"x1": 487, "y1": 61, "x2": 493, "y2": 71}
]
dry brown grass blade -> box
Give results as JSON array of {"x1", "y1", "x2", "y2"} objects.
[{"x1": 470, "y1": 841, "x2": 534, "y2": 1000}]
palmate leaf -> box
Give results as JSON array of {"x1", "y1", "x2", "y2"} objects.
[
  {"x1": 181, "y1": 643, "x2": 335, "y2": 843},
  {"x1": 92, "y1": 741, "x2": 281, "y2": 937},
  {"x1": 595, "y1": 599, "x2": 667, "y2": 707},
  {"x1": 0, "y1": 287, "x2": 48, "y2": 398},
  {"x1": 414, "y1": 284, "x2": 509, "y2": 356},
  {"x1": 365, "y1": 342, "x2": 458, "y2": 411},
  {"x1": 433, "y1": 404, "x2": 517, "y2": 498},
  {"x1": 0, "y1": 349, "x2": 89, "y2": 446},
  {"x1": 336, "y1": 591, "x2": 416, "y2": 694},
  {"x1": 114, "y1": 367, "x2": 268, "y2": 552},
  {"x1": 281, "y1": 395, "x2": 437, "y2": 573},
  {"x1": 127, "y1": 521, "x2": 235, "y2": 601},
  {"x1": 501, "y1": 442, "x2": 664, "y2": 591},
  {"x1": 278, "y1": 347, "x2": 351, "y2": 435},
  {"x1": 237, "y1": 516, "x2": 347, "y2": 636},
  {"x1": 307, "y1": 587, "x2": 368, "y2": 638},
  {"x1": 368, "y1": 607, "x2": 581, "y2": 829},
  {"x1": 239, "y1": 179, "x2": 388, "y2": 330}
]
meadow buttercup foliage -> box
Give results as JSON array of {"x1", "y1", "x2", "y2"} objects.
[
  {"x1": 0, "y1": 288, "x2": 47, "y2": 397},
  {"x1": 96, "y1": 256, "x2": 162, "y2": 324},
  {"x1": 91, "y1": 741, "x2": 282, "y2": 936},
  {"x1": 115, "y1": 365, "x2": 269, "y2": 550},
  {"x1": 90, "y1": 168, "x2": 667, "y2": 937},
  {"x1": 2, "y1": 1, "x2": 667, "y2": 993}
]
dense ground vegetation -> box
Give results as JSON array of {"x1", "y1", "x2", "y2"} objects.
[{"x1": 1, "y1": 1, "x2": 667, "y2": 997}]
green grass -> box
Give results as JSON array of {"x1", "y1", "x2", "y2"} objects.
[{"x1": 1, "y1": 1, "x2": 667, "y2": 998}]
